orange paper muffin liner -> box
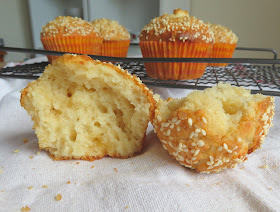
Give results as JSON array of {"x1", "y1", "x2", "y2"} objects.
[
  {"x1": 101, "y1": 40, "x2": 130, "y2": 57},
  {"x1": 139, "y1": 41, "x2": 213, "y2": 80},
  {"x1": 208, "y1": 43, "x2": 237, "y2": 67},
  {"x1": 41, "y1": 35, "x2": 103, "y2": 63}
]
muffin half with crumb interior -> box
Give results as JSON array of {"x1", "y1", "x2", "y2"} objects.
[
  {"x1": 139, "y1": 9, "x2": 215, "y2": 80},
  {"x1": 152, "y1": 83, "x2": 274, "y2": 173},
  {"x1": 21, "y1": 54, "x2": 156, "y2": 160},
  {"x1": 208, "y1": 24, "x2": 238, "y2": 67},
  {"x1": 91, "y1": 18, "x2": 130, "y2": 57},
  {"x1": 41, "y1": 16, "x2": 103, "y2": 63}
]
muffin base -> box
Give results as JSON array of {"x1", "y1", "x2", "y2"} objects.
[
  {"x1": 139, "y1": 41, "x2": 213, "y2": 80},
  {"x1": 41, "y1": 35, "x2": 103, "y2": 63},
  {"x1": 101, "y1": 40, "x2": 130, "y2": 57},
  {"x1": 208, "y1": 43, "x2": 237, "y2": 67}
]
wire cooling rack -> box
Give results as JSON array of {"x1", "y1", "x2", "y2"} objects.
[{"x1": 1, "y1": 46, "x2": 280, "y2": 96}]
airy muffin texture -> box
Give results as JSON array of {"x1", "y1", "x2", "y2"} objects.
[
  {"x1": 152, "y1": 83, "x2": 275, "y2": 173},
  {"x1": 21, "y1": 54, "x2": 155, "y2": 160},
  {"x1": 91, "y1": 18, "x2": 130, "y2": 41}
]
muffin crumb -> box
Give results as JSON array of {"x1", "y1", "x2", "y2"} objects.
[
  {"x1": 259, "y1": 165, "x2": 269, "y2": 169},
  {"x1": 21, "y1": 206, "x2": 31, "y2": 212},
  {"x1": 13, "y1": 149, "x2": 20, "y2": 153},
  {"x1": 28, "y1": 186, "x2": 33, "y2": 190},
  {"x1": 67, "y1": 181, "x2": 71, "y2": 184},
  {"x1": 29, "y1": 156, "x2": 34, "y2": 159},
  {"x1": 23, "y1": 138, "x2": 29, "y2": 143},
  {"x1": 42, "y1": 185, "x2": 48, "y2": 188},
  {"x1": 55, "y1": 194, "x2": 62, "y2": 201},
  {"x1": 114, "y1": 168, "x2": 118, "y2": 172}
]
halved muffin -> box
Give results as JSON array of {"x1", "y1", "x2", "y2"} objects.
[
  {"x1": 152, "y1": 83, "x2": 274, "y2": 173},
  {"x1": 21, "y1": 54, "x2": 155, "y2": 160}
]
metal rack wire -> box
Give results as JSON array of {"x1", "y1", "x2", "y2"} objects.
[{"x1": 1, "y1": 46, "x2": 280, "y2": 96}]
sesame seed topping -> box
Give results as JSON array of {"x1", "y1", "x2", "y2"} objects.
[
  {"x1": 237, "y1": 138, "x2": 242, "y2": 142},
  {"x1": 193, "y1": 149, "x2": 200, "y2": 156},
  {"x1": 166, "y1": 129, "x2": 171, "y2": 136},
  {"x1": 188, "y1": 118, "x2": 193, "y2": 126},
  {"x1": 218, "y1": 146, "x2": 223, "y2": 151},
  {"x1": 197, "y1": 140, "x2": 205, "y2": 147},
  {"x1": 195, "y1": 129, "x2": 201, "y2": 133},
  {"x1": 190, "y1": 132, "x2": 194, "y2": 138},
  {"x1": 223, "y1": 143, "x2": 228, "y2": 150},
  {"x1": 157, "y1": 115, "x2": 162, "y2": 122},
  {"x1": 201, "y1": 129, "x2": 206, "y2": 136}
]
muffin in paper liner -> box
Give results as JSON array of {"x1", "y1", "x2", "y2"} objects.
[
  {"x1": 41, "y1": 16, "x2": 103, "y2": 63},
  {"x1": 139, "y1": 9, "x2": 215, "y2": 80},
  {"x1": 101, "y1": 40, "x2": 130, "y2": 57},
  {"x1": 41, "y1": 35, "x2": 103, "y2": 63},
  {"x1": 139, "y1": 41, "x2": 213, "y2": 80}
]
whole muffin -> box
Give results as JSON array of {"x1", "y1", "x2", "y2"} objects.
[
  {"x1": 152, "y1": 83, "x2": 274, "y2": 173},
  {"x1": 208, "y1": 24, "x2": 238, "y2": 66},
  {"x1": 21, "y1": 54, "x2": 156, "y2": 160},
  {"x1": 139, "y1": 9, "x2": 215, "y2": 80},
  {"x1": 41, "y1": 16, "x2": 103, "y2": 63},
  {"x1": 91, "y1": 18, "x2": 130, "y2": 57}
]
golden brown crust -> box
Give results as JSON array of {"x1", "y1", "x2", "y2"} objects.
[
  {"x1": 91, "y1": 18, "x2": 130, "y2": 41},
  {"x1": 139, "y1": 9, "x2": 214, "y2": 43},
  {"x1": 152, "y1": 95, "x2": 274, "y2": 173},
  {"x1": 41, "y1": 16, "x2": 101, "y2": 37},
  {"x1": 209, "y1": 24, "x2": 238, "y2": 44}
]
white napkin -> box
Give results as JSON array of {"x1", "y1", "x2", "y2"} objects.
[{"x1": 0, "y1": 78, "x2": 280, "y2": 212}]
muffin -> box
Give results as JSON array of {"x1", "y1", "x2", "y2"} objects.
[
  {"x1": 41, "y1": 16, "x2": 103, "y2": 63},
  {"x1": 21, "y1": 54, "x2": 156, "y2": 160},
  {"x1": 139, "y1": 9, "x2": 215, "y2": 80},
  {"x1": 208, "y1": 24, "x2": 238, "y2": 67},
  {"x1": 152, "y1": 83, "x2": 275, "y2": 173},
  {"x1": 91, "y1": 18, "x2": 130, "y2": 57}
]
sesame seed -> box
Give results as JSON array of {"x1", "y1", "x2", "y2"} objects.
[
  {"x1": 195, "y1": 129, "x2": 201, "y2": 133},
  {"x1": 190, "y1": 132, "x2": 194, "y2": 138},
  {"x1": 233, "y1": 146, "x2": 238, "y2": 150},
  {"x1": 194, "y1": 149, "x2": 200, "y2": 156},
  {"x1": 191, "y1": 149, "x2": 195, "y2": 153},
  {"x1": 223, "y1": 143, "x2": 228, "y2": 150},
  {"x1": 191, "y1": 157, "x2": 196, "y2": 161},
  {"x1": 237, "y1": 138, "x2": 242, "y2": 142},
  {"x1": 188, "y1": 118, "x2": 193, "y2": 126},
  {"x1": 178, "y1": 143, "x2": 182, "y2": 150},
  {"x1": 209, "y1": 156, "x2": 214, "y2": 162},
  {"x1": 170, "y1": 124, "x2": 174, "y2": 129},
  {"x1": 166, "y1": 129, "x2": 171, "y2": 136},
  {"x1": 191, "y1": 142, "x2": 196, "y2": 146},
  {"x1": 201, "y1": 129, "x2": 206, "y2": 136},
  {"x1": 157, "y1": 115, "x2": 162, "y2": 122},
  {"x1": 172, "y1": 117, "x2": 178, "y2": 122},
  {"x1": 177, "y1": 126, "x2": 181, "y2": 131},
  {"x1": 175, "y1": 120, "x2": 181, "y2": 125},
  {"x1": 197, "y1": 140, "x2": 205, "y2": 147}
]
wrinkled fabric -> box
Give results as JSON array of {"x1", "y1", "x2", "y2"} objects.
[{"x1": 0, "y1": 77, "x2": 280, "y2": 212}]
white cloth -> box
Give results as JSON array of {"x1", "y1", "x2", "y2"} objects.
[{"x1": 0, "y1": 78, "x2": 280, "y2": 212}]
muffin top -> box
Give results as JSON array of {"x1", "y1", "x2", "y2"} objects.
[
  {"x1": 41, "y1": 16, "x2": 101, "y2": 37},
  {"x1": 139, "y1": 9, "x2": 215, "y2": 44},
  {"x1": 209, "y1": 24, "x2": 238, "y2": 44},
  {"x1": 91, "y1": 18, "x2": 130, "y2": 41}
]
